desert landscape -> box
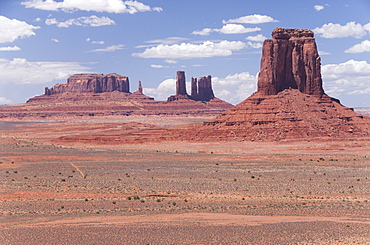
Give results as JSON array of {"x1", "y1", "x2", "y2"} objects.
[{"x1": 1, "y1": 28, "x2": 370, "y2": 244}]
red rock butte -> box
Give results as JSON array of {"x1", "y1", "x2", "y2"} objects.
[{"x1": 196, "y1": 28, "x2": 370, "y2": 141}]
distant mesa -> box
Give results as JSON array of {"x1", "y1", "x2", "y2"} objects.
[
  {"x1": 167, "y1": 71, "x2": 215, "y2": 102},
  {"x1": 1, "y1": 71, "x2": 232, "y2": 118},
  {"x1": 44, "y1": 73, "x2": 130, "y2": 95},
  {"x1": 27, "y1": 73, "x2": 154, "y2": 104}
]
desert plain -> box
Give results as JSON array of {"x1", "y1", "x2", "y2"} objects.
[{"x1": 0, "y1": 114, "x2": 369, "y2": 244}]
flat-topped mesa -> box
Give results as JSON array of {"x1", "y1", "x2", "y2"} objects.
[
  {"x1": 257, "y1": 28, "x2": 324, "y2": 96},
  {"x1": 44, "y1": 73, "x2": 130, "y2": 95}
]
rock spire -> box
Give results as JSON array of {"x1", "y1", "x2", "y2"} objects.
[{"x1": 167, "y1": 71, "x2": 215, "y2": 102}]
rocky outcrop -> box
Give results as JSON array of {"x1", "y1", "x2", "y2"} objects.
[
  {"x1": 192, "y1": 28, "x2": 370, "y2": 141},
  {"x1": 176, "y1": 71, "x2": 187, "y2": 95},
  {"x1": 193, "y1": 75, "x2": 215, "y2": 101},
  {"x1": 44, "y1": 73, "x2": 130, "y2": 95},
  {"x1": 257, "y1": 28, "x2": 324, "y2": 96},
  {"x1": 167, "y1": 71, "x2": 215, "y2": 102}
]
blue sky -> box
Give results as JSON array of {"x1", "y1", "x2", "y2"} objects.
[{"x1": 1, "y1": 0, "x2": 370, "y2": 107}]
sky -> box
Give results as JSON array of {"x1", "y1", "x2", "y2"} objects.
[{"x1": 1, "y1": 0, "x2": 370, "y2": 107}]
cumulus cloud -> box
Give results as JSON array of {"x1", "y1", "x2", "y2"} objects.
[
  {"x1": 144, "y1": 78, "x2": 176, "y2": 101},
  {"x1": 314, "y1": 21, "x2": 370, "y2": 38},
  {"x1": 0, "y1": 16, "x2": 40, "y2": 43},
  {"x1": 345, "y1": 40, "x2": 370, "y2": 53},
  {"x1": 0, "y1": 97, "x2": 12, "y2": 105},
  {"x1": 322, "y1": 60, "x2": 370, "y2": 101},
  {"x1": 45, "y1": 15, "x2": 115, "y2": 28},
  {"x1": 51, "y1": 38, "x2": 59, "y2": 42},
  {"x1": 0, "y1": 46, "x2": 21, "y2": 51},
  {"x1": 314, "y1": 5, "x2": 324, "y2": 11},
  {"x1": 212, "y1": 72, "x2": 257, "y2": 104},
  {"x1": 246, "y1": 42, "x2": 263, "y2": 49},
  {"x1": 144, "y1": 72, "x2": 257, "y2": 104},
  {"x1": 0, "y1": 58, "x2": 91, "y2": 84},
  {"x1": 21, "y1": 0, "x2": 163, "y2": 14},
  {"x1": 223, "y1": 14, "x2": 278, "y2": 24},
  {"x1": 246, "y1": 34, "x2": 267, "y2": 42},
  {"x1": 192, "y1": 24, "x2": 260, "y2": 36},
  {"x1": 87, "y1": 44, "x2": 125, "y2": 52},
  {"x1": 133, "y1": 40, "x2": 247, "y2": 59}
]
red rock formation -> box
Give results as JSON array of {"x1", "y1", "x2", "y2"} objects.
[
  {"x1": 168, "y1": 71, "x2": 216, "y2": 102},
  {"x1": 137, "y1": 81, "x2": 143, "y2": 94},
  {"x1": 191, "y1": 77, "x2": 197, "y2": 98},
  {"x1": 258, "y1": 28, "x2": 324, "y2": 96},
  {"x1": 196, "y1": 75, "x2": 215, "y2": 101},
  {"x1": 44, "y1": 73, "x2": 130, "y2": 95},
  {"x1": 176, "y1": 71, "x2": 187, "y2": 95},
  {"x1": 191, "y1": 28, "x2": 370, "y2": 141}
]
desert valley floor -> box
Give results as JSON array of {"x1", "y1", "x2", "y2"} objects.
[{"x1": 0, "y1": 115, "x2": 369, "y2": 244}]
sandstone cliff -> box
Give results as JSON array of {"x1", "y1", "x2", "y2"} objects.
[
  {"x1": 258, "y1": 28, "x2": 324, "y2": 96},
  {"x1": 44, "y1": 73, "x2": 130, "y2": 95}
]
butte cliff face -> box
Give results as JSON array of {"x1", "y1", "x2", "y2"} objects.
[
  {"x1": 196, "y1": 28, "x2": 370, "y2": 141},
  {"x1": 44, "y1": 73, "x2": 130, "y2": 95},
  {"x1": 258, "y1": 28, "x2": 324, "y2": 96},
  {"x1": 167, "y1": 71, "x2": 215, "y2": 102}
]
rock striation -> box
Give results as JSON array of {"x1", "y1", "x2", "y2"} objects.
[
  {"x1": 44, "y1": 73, "x2": 130, "y2": 95},
  {"x1": 258, "y1": 28, "x2": 324, "y2": 96},
  {"x1": 167, "y1": 71, "x2": 215, "y2": 102}
]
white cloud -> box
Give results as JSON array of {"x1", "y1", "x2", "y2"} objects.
[
  {"x1": 314, "y1": 5, "x2": 324, "y2": 11},
  {"x1": 191, "y1": 28, "x2": 212, "y2": 36},
  {"x1": 133, "y1": 40, "x2": 247, "y2": 59},
  {"x1": 144, "y1": 78, "x2": 176, "y2": 101},
  {"x1": 246, "y1": 41, "x2": 263, "y2": 49},
  {"x1": 246, "y1": 34, "x2": 267, "y2": 42},
  {"x1": 192, "y1": 25, "x2": 260, "y2": 36},
  {"x1": 0, "y1": 46, "x2": 21, "y2": 51},
  {"x1": 51, "y1": 38, "x2": 59, "y2": 42},
  {"x1": 34, "y1": 17, "x2": 42, "y2": 22},
  {"x1": 144, "y1": 72, "x2": 257, "y2": 104},
  {"x1": 212, "y1": 72, "x2": 257, "y2": 104},
  {"x1": 164, "y1": 59, "x2": 178, "y2": 64},
  {"x1": 21, "y1": 0, "x2": 163, "y2": 14},
  {"x1": 151, "y1": 64, "x2": 168, "y2": 69},
  {"x1": 319, "y1": 50, "x2": 330, "y2": 55},
  {"x1": 322, "y1": 60, "x2": 370, "y2": 98},
  {"x1": 146, "y1": 37, "x2": 189, "y2": 45},
  {"x1": 0, "y1": 97, "x2": 12, "y2": 105},
  {"x1": 314, "y1": 21, "x2": 370, "y2": 38},
  {"x1": 87, "y1": 44, "x2": 125, "y2": 52},
  {"x1": 345, "y1": 40, "x2": 370, "y2": 53},
  {"x1": 214, "y1": 24, "x2": 260, "y2": 34},
  {"x1": 0, "y1": 16, "x2": 40, "y2": 43},
  {"x1": 45, "y1": 15, "x2": 115, "y2": 28},
  {"x1": 0, "y1": 58, "x2": 91, "y2": 84},
  {"x1": 223, "y1": 14, "x2": 278, "y2": 24}
]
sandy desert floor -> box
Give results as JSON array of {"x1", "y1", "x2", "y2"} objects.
[{"x1": 0, "y1": 116, "x2": 369, "y2": 244}]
